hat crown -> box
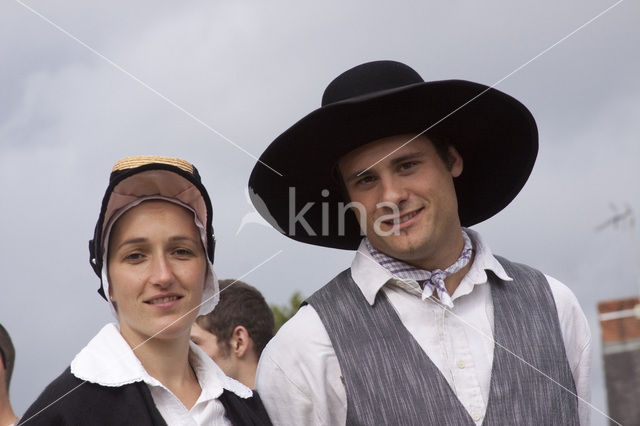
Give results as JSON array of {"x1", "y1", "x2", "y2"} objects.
[{"x1": 321, "y1": 60, "x2": 424, "y2": 106}]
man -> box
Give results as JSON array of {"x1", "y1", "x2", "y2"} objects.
[
  {"x1": 249, "y1": 61, "x2": 591, "y2": 425},
  {"x1": 0, "y1": 324, "x2": 18, "y2": 426},
  {"x1": 191, "y1": 280, "x2": 275, "y2": 389}
]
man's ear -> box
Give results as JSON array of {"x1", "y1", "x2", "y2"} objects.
[
  {"x1": 448, "y1": 146, "x2": 463, "y2": 178},
  {"x1": 231, "y1": 325, "x2": 252, "y2": 359}
]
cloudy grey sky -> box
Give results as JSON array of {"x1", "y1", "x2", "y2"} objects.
[{"x1": 1, "y1": 0, "x2": 638, "y2": 424}]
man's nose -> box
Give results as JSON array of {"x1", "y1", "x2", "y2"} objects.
[{"x1": 379, "y1": 175, "x2": 408, "y2": 207}]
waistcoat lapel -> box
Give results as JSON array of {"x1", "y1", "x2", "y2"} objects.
[{"x1": 483, "y1": 256, "x2": 578, "y2": 425}]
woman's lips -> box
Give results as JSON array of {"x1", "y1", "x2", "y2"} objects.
[{"x1": 144, "y1": 295, "x2": 183, "y2": 308}]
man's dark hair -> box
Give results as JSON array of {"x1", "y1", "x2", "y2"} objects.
[
  {"x1": 0, "y1": 324, "x2": 15, "y2": 391},
  {"x1": 196, "y1": 280, "x2": 275, "y2": 357},
  {"x1": 429, "y1": 133, "x2": 455, "y2": 168}
]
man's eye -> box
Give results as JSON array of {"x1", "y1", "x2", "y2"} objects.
[
  {"x1": 399, "y1": 161, "x2": 418, "y2": 171},
  {"x1": 356, "y1": 175, "x2": 376, "y2": 185}
]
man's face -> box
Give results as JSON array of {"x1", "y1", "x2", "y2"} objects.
[
  {"x1": 190, "y1": 322, "x2": 227, "y2": 360},
  {"x1": 339, "y1": 134, "x2": 463, "y2": 268},
  {"x1": 190, "y1": 323, "x2": 235, "y2": 376}
]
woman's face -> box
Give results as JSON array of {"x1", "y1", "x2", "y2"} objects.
[{"x1": 108, "y1": 200, "x2": 207, "y2": 343}]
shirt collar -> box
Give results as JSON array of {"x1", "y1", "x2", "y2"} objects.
[
  {"x1": 70, "y1": 323, "x2": 251, "y2": 399},
  {"x1": 452, "y1": 228, "x2": 512, "y2": 299},
  {"x1": 350, "y1": 228, "x2": 513, "y2": 306},
  {"x1": 189, "y1": 342, "x2": 252, "y2": 400},
  {"x1": 351, "y1": 239, "x2": 394, "y2": 305}
]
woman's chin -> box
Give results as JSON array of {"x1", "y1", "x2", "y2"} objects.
[
  {"x1": 120, "y1": 320, "x2": 192, "y2": 345},
  {"x1": 150, "y1": 320, "x2": 193, "y2": 341}
]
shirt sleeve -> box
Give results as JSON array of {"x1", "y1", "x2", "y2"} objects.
[
  {"x1": 545, "y1": 274, "x2": 592, "y2": 426},
  {"x1": 255, "y1": 305, "x2": 347, "y2": 426}
]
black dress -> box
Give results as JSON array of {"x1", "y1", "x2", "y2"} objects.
[{"x1": 18, "y1": 367, "x2": 272, "y2": 426}]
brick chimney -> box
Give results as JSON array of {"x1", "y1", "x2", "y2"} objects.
[{"x1": 598, "y1": 297, "x2": 640, "y2": 425}]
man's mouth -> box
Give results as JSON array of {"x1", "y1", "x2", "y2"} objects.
[{"x1": 383, "y1": 208, "x2": 423, "y2": 226}]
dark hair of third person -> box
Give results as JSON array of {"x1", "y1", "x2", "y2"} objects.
[
  {"x1": 196, "y1": 280, "x2": 275, "y2": 357},
  {"x1": 0, "y1": 324, "x2": 15, "y2": 391}
]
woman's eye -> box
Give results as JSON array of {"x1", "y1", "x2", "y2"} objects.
[
  {"x1": 174, "y1": 248, "x2": 194, "y2": 256},
  {"x1": 124, "y1": 252, "x2": 144, "y2": 262}
]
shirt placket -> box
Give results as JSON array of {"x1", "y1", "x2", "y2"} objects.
[
  {"x1": 445, "y1": 307, "x2": 487, "y2": 425},
  {"x1": 150, "y1": 384, "x2": 198, "y2": 426}
]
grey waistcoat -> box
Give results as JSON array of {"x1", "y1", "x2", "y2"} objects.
[{"x1": 305, "y1": 255, "x2": 578, "y2": 426}]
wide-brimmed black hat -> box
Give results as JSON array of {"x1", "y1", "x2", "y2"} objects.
[{"x1": 249, "y1": 60, "x2": 538, "y2": 250}]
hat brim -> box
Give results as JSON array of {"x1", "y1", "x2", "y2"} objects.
[{"x1": 249, "y1": 79, "x2": 538, "y2": 250}]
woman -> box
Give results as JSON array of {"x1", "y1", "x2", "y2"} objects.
[{"x1": 20, "y1": 156, "x2": 271, "y2": 425}]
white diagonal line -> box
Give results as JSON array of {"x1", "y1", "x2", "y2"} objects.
[
  {"x1": 19, "y1": 250, "x2": 283, "y2": 424},
  {"x1": 424, "y1": 296, "x2": 620, "y2": 425},
  {"x1": 130, "y1": 250, "x2": 283, "y2": 351},
  {"x1": 18, "y1": 381, "x2": 87, "y2": 425},
  {"x1": 360, "y1": 0, "x2": 625, "y2": 175},
  {"x1": 12, "y1": 0, "x2": 283, "y2": 177},
  {"x1": 358, "y1": 250, "x2": 621, "y2": 425}
]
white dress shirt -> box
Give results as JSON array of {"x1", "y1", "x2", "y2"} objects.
[
  {"x1": 71, "y1": 323, "x2": 252, "y2": 426},
  {"x1": 256, "y1": 229, "x2": 591, "y2": 425}
]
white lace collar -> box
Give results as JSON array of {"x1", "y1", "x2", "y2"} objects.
[{"x1": 70, "y1": 323, "x2": 251, "y2": 399}]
